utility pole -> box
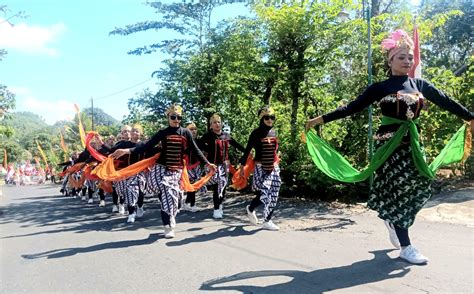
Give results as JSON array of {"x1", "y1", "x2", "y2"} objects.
[
  {"x1": 365, "y1": 0, "x2": 374, "y2": 188},
  {"x1": 91, "y1": 97, "x2": 94, "y2": 131}
]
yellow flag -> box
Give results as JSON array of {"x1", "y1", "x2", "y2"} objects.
[
  {"x1": 60, "y1": 131, "x2": 68, "y2": 152},
  {"x1": 59, "y1": 131, "x2": 69, "y2": 161},
  {"x1": 74, "y1": 104, "x2": 86, "y2": 148},
  {"x1": 3, "y1": 148, "x2": 7, "y2": 169},
  {"x1": 36, "y1": 140, "x2": 49, "y2": 168},
  {"x1": 34, "y1": 157, "x2": 41, "y2": 166}
]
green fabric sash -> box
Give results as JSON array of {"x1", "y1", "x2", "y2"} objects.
[{"x1": 305, "y1": 116, "x2": 470, "y2": 183}]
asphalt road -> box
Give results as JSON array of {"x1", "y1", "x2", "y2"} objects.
[{"x1": 1, "y1": 184, "x2": 473, "y2": 293}]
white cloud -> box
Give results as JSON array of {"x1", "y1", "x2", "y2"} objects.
[
  {"x1": 22, "y1": 97, "x2": 76, "y2": 124},
  {"x1": 9, "y1": 87, "x2": 76, "y2": 124},
  {"x1": 0, "y1": 18, "x2": 66, "y2": 56},
  {"x1": 7, "y1": 86, "x2": 32, "y2": 95}
]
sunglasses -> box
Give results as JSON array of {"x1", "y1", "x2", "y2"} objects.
[
  {"x1": 263, "y1": 115, "x2": 276, "y2": 121},
  {"x1": 169, "y1": 115, "x2": 182, "y2": 121}
]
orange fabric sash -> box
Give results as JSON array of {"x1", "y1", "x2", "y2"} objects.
[
  {"x1": 90, "y1": 151, "x2": 215, "y2": 192},
  {"x1": 181, "y1": 160, "x2": 215, "y2": 192},
  {"x1": 86, "y1": 132, "x2": 107, "y2": 162},
  {"x1": 91, "y1": 153, "x2": 161, "y2": 182},
  {"x1": 68, "y1": 172, "x2": 86, "y2": 188},
  {"x1": 98, "y1": 180, "x2": 113, "y2": 193},
  {"x1": 83, "y1": 163, "x2": 101, "y2": 180},
  {"x1": 231, "y1": 156, "x2": 255, "y2": 190},
  {"x1": 59, "y1": 162, "x2": 85, "y2": 177}
]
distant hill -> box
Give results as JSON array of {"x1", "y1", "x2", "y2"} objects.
[
  {"x1": 82, "y1": 107, "x2": 120, "y2": 126},
  {"x1": 9, "y1": 111, "x2": 51, "y2": 140},
  {"x1": 2, "y1": 108, "x2": 120, "y2": 163}
]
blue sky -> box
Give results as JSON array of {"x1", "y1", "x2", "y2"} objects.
[{"x1": 0, "y1": 0, "x2": 251, "y2": 124}]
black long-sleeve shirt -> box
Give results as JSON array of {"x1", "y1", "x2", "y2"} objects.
[
  {"x1": 200, "y1": 131, "x2": 245, "y2": 165},
  {"x1": 187, "y1": 138, "x2": 205, "y2": 166},
  {"x1": 239, "y1": 126, "x2": 278, "y2": 165},
  {"x1": 101, "y1": 140, "x2": 137, "y2": 169},
  {"x1": 75, "y1": 149, "x2": 91, "y2": 164},
  {"x1": 322, "y1": 75, "x2": 473, "y2": 139},
  {"x1": 131, "y1": 126, "x2": 209, "y2": 167}
]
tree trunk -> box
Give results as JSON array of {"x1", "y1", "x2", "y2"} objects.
[
  {"x1": 289, "y1": 49, "x2": 305, "y2": 144},
  {"x1": 262, "y1": 77, "x2": 275, "y2": 105}
]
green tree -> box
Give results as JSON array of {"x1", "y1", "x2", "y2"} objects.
[{"x1": 110, "y1": 1, "x2": 222, "y2": 57}]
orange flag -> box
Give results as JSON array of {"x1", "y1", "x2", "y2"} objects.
[
  {"x1": 74, "y1": 104, "x2": 86, "y2": 148},
  {"x1": 3, "y1": 148, "x2": 7, "y2": 169}
]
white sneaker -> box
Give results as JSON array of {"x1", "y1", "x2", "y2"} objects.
[
  {"x1": 127, "y1": 213, "x2": 136, "y2": 223},
  {"x1": 81, "y1": 196, "x2": 86, "y2": 201},
  {"x1": 99, "y1": 200, "x2": 106, "y2": 207},
  {"x1": 181, "y1": 203, "x2": 191, "y2": 211},
  {"x1": 183, "y1": 203, "x2": 200, "y2": 212},
  {"x1": 384, "y1": 220, "x2": 401, "y2": 249},
  {"x1": 136, "y1": 207, "x2": 145, "y2": 218},
  {"x1": 112, "y1": 205, "x2": 119, "y2": 213},
  {"x1": 170, "y1": 216, "x2": 176, "y2": 228},
  {"x1": 246, "y1": 205, "x2": 258, "y2": 225},
  {"x1": 213, "y1": 209, "x2": 223, "y2": 219},
  {"x1": 87, "y1": 198, "x2": 93, "y2": 204},
  {"x1": 262, "y1": 220, "x2": 279, "y2": 231},
  {"x1": 164, "y1": 225, "x2": 175, "y2": 239},
  {"x1": 118, "y1": 204, "x2": 125, "y2": 215},
  {"x1": 399, "y1": 245, "x2": 429, "y2": 264}
]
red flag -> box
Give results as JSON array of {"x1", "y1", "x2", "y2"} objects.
[{"x1": 409, "y1": 25, "x2": 421, "y2": 78}]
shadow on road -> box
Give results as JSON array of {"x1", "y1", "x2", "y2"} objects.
[
  {"x1": 200, "y1": 249, "x2": 412, "y2": 293},
  {"x1": 0, "y1": 186, "x2": 163, "y2": 239},
  {"x1": 21, "y1": 233, "x2": 161, "y2": 259},
  {"x1": 167, "y1": 224, "x2": 260, "y2": 247}
]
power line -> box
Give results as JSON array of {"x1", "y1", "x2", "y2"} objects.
[{"x1": 94, "y1": 77, "x2": 155, "y2": 101}]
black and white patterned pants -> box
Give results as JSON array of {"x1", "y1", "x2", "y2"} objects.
[
  {"x1": 146, "y1": 164, "x2": 183, "y2": 218},
  {"x1": 252, "y1": 164, "x2": 281, "y2": 220}
]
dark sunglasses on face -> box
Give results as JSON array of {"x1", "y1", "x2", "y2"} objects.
[
  {"x1": 169, "y1": 115, "x2": 182, "y2": 121},
  {"x1": 263, "y1": 115, "x2": 276, "y2": 121}
]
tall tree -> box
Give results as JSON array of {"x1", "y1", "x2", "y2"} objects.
[{"x1": 110, "y1": 1, "x2": 221, "y2": 57}]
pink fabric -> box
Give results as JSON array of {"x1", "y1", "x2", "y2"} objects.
[{"x1": 381, "y1": 29, "x2": 414, "y2": 60}]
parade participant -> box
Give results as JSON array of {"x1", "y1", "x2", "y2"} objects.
[
  {"x1": 63, "y1": 152, "x2": 82, "y2": 197},
  {"x1": 240, "y1": 106, "x2": 281, "y2": 231},
  {"x1": 111, "y1": 105, "x2": 216, "y2": 238},
  {"x1": 201, "y1": 114, "x2": 245, "y2": 219},
  {"x1": 82, "y1": 139, "x2": 109, "y2": 204},
  {"x1": 58, "y1": 154, "x2": 75, "y2": 196},
  {"x1": 117, "y1": 124, "x2": 150, "y2": 223},
  {"x1": 101, "y1": 125, "x2": 134, "y2": 214},
  {"x1": 105, "y1": 135, "x2": 116, "y2": 148},
  {"x1": 305, "y1": 29, "x2": 474, "y2": 264},
  {"x1": 6, "y1": 164, "x2": 15, "y2": 185},
  {"x1": 96, "y1": 135, "x2": 116, "y2": 207},
  {"x1": 182, "y1": 122, "x2": 206, "y2": 212}
]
